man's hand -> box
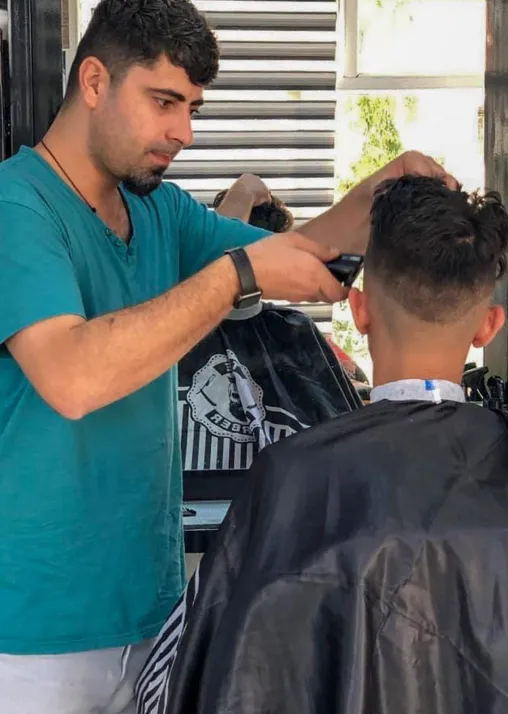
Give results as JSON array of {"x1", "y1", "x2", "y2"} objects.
[
  {"x1": 246, "y1": 232, "x2": 347, "y2": 303},
  {"x1": 299, "y1": 150, "x2": 459, "y2": 255},
  {"x1": 228, "y1": 173, "x2": 271, "y2": 207},
  {"x1": 364, "y1": 150, "x2": 459, "y2": 195}
]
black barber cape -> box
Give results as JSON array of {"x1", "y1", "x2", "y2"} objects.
[
  {"x1": 179, "y1": 304, "x2": 362, "y2": 500},
  {"x1": 137, "y1": 400, "x2": 508, "y2": 714}
]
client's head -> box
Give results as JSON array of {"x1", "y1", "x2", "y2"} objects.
[
  {"x1": 349, "y1": 175, "x2": 508, "y2": 386},
  {"x1": 213, "y1": 190, "x2": 294, "y2": 233}
]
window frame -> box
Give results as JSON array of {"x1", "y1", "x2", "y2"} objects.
[{"x1": 338, "y1": 0, "x2": 483, "y2": 91}]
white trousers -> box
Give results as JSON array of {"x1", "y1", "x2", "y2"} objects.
[{"x1": 0, "y1": 640, "x2": 152, "y2": 714}]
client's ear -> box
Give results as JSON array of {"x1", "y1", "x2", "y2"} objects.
[
  {"x1": 349, "y1": 287, "x2": 370, "y2": 335},
  {"x1": 472, "y1": 305, "x2": 506, "y2": 348}
]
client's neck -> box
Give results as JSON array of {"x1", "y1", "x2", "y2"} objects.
[{"x1": 370, "y1": 345, "x2": 466, "y2": 389}]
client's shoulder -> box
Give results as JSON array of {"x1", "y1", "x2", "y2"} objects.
[{"x1": 262, "y1": 399, "x2": 508, "y2": 471}]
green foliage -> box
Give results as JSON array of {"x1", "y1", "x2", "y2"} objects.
[
  {"x1": 372, "y1": 0, "x2": 412, "y2": 10},
  {"x1": 338, "y1": 96, "x2": 404, "y2": 193},
  {"x1": 337, "y1": 93, "x2": 445, "y2": 195},
  {"x1": 332, "y1": 302, "x2": 369, "y2": 361},
  {"x1": 403, "y1": 95, "x2": 418, "y2": 122},
  {"x1": 331, "y1": 274, "x2": 369, "y2": 361}
]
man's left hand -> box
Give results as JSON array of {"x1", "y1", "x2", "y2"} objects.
[
  {"x1": 365, "y1": 151, "x2": 459, "y2": 194},
  {"x1": 298, "y1": 150, "x2": 460, "y2": 259}
]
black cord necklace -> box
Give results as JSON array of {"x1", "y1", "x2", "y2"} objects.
[{"x1": 40, "y1": 139, "x2": 97, "y2": 213}]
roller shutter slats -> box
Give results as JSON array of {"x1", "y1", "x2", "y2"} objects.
[{"x1": 167, "y1": 1, "x2": 339, "y2": 321}]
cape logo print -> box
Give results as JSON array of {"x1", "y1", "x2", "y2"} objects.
[{"x1": 187, "y1": 350, "x2": 268, "y2": 443}]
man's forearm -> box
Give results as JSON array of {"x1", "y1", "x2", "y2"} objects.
[
  {"x1": 297, "y1": 180, "x2": 373, "y2": 255},
  {"x1": 9, "y1": 229, "x2": 348, "y2": 419},
  {"x1": 56, "y1": 256, "x2": 239, "y2": 417}
]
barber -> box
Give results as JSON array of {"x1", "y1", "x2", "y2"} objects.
[{"x1": 0, "y1": 0, "x2": 457, "y2": 711}]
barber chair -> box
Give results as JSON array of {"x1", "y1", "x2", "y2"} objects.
[{"x1": 462, "y1": 362, "x2": 508, "y2": 410}]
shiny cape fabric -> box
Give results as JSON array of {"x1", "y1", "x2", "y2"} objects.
[
  {"x1": 179, "y1": 305, "x2": 362, "y2": 501},
  {"x1": 137, "y1": 400, "x2": 508, "y2": 714}
]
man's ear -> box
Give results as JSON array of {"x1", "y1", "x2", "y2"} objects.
[
  {"x1": 80, "y1": 56, "x2": 111, "y2": 110},
  {"x1": 472, "y1": 305, "x2": 506, "y2": 348},
  {"x1": 348, "y1": 287, "x2": 369, "y2": 336}
]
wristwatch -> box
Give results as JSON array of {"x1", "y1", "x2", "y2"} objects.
[{"x1": 225, "y1": 247, "x2": 262, "y2": 309}]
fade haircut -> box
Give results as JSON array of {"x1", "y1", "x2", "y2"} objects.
[
  {"x1": 365, "y1": 175, "x2": 508, "y2": 323},
  {"x1": 64, "y1": 0, "x2": 219, "y2": 102},
  {"x1": 213, "y1": 191, "x2": 295, "y2": 233}
]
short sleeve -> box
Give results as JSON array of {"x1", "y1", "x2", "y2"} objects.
[
  {"x1": 0, "y1": 201, "x2": 86, "y2": 344},
  {"x1": 163, "y1": 183, "x2": 270, "y2": 281}
]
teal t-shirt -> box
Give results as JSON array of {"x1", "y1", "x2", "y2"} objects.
[{"x1": 0, "y1": 146, "x2": 268, "y2": 654}]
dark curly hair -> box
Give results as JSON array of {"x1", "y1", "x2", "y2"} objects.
[
  {"x1": 213, "y1": 190, "x2": 294, "y2": 233},
  {"x1": 65, "y1": 0, "x2": 219, "y2": 101},
  {"x1": 366, "y1": 175, "x2": 508, "y2": 322}
]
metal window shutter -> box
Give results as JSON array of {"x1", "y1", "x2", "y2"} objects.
[
  {"x1": 168, "y1": 1, "x2": 339, "y2": 323},
  {"x1": 168, "y1": 1, "x2": 339, "y2": 228}
]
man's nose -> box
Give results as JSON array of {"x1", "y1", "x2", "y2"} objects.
[{"x1": 168, "y1": 113, "x2": 194, "y2": 148}]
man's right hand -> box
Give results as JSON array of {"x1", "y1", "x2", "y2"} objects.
[{"x1": 245, "y1": 232, "x2": 347, "y2": 303}]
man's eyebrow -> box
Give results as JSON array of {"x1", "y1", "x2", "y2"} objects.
[{"x1": 147, "y1": 88, "x2": 204, "y2": 106}]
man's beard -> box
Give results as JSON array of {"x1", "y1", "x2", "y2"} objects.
[{"x1": 122, "y1": 166, "x2": 166, "y2": 196}]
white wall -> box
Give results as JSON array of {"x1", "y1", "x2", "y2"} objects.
[{"x1": 79, "y1": 0, "x2": 96, "y2": 37}]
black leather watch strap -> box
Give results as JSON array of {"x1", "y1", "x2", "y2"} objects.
[{"x1": 224, "y1": 247, "x2": 262, "y2": 309}]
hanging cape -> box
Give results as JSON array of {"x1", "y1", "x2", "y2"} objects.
[
  {"x1": 138, "y1": 400, "x2": 508, "y2": 714},
  {"x1": 179, "y1": 304, "x2": 361, "y2": 500}
]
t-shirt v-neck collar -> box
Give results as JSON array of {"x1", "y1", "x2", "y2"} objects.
[{"x1": 21, "y1": 145, "x2": 135, "y2": 248}]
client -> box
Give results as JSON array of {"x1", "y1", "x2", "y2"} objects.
[
  {"x1": 137, "y1": 175, "x2": 508, "y2": 714},
  {"x1": 212, "y1": 174, "x2": 294, "y2": 233}
]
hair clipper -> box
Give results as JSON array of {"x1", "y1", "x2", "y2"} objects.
[{"x1": 326, "y1": 254, "x2": 364, "y2": 287}]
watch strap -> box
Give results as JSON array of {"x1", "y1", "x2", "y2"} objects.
[{"x1": 225, "y1": 247, "x2": 262, "y2": 308}]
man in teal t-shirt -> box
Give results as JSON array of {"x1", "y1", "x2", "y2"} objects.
[{"x1": 0, "y1": 1, "x2": 457, "y2": 711}]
